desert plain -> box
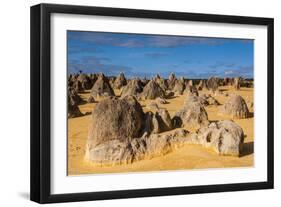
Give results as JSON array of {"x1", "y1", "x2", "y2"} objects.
[{"x1": 67, "y1": 74, "x2": 254, "y2": 175}]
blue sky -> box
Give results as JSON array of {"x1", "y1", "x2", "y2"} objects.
[{"x1": 67, "y1": 31, "x2": 254, "y2": 79}]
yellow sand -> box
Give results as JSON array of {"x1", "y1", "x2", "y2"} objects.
[{"x1": 68, "y1": 86, "x2": 254, "y2": 175}]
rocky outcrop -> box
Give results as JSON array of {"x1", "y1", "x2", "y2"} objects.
[
  {"x1": 68, "y1": 89, "x2": 83, "y2": 118},
  {"x1": 188, "y1": 80, "x2": 193, "y2": 86},
  {"x1": 87, "y1": 96, "x2": 145, "y2": 148},
  {"x1": 154, "y1": 75, "x2": 168, "y2": 91},
  {"x1": 85, "y1": 128, "x2": 193, "y2": 165},
  {"x1": 77, "y1": 73, "x2": 93, "y2": 90},
  {"x1": 114, "y1": 73, "x2": 127, "y2": 89},
  {"x1": 143, "y1": 108, "x2": 173, "y2": 134},
  {"x1": 221, "y1": 94, "x2": 249, "y2": 118},
  {"x1": 184, "y1": 85, "x2": 199, "y2": 96},
  {"x1": 173, "y1": 95, "x2": 209, "y2": 127},
  {"x1": 87, "y1": 95, "x2": 95, "y2": 103},
  {"x1": 73, "y1": 80, "x2": 84, "y2": 93},
  {"x1": 207, "y1": 76, "x2": 219, "y2": 92},
  {"x1": 68, "y1": 88, "x2": 83, "y2": 106},
  {"x1": 91, "y1": 73, "x2": 115, "y2": 98},
  {"x1": 197, "y1": 79, "x2": 207, "y2": 90},
  {"x1": 195, "y1": 120, "x2": 244, "y2": 156},
  {"x1": 68, "y1": 104, "x2": 83, "y2": 118},
  {"x1": 85, "y1": 119, "x2": 245, "y2": 165},
  {"x1": 234, "y1": 77, "x2": 242, "y2": 90},
  {"x1": 167, "y1": 73, "x2": 176, "y2": 90},
  {"x1": 173, "y1": 79, "x2": 185, "y2": 95},
  {"x1": 121, "y1": 78, "x2": 143, "y2": 98},
  {"x1": 141, "y1": 80, "x2": 165, "y2": 100}
]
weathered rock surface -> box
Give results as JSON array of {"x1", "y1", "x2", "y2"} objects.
[
  {"x1": 198, "y1": 94, "x2": 219, "y2": 107},
  {"x1": 121, "y1": 78, "x2": 143, "y2": 98},
  {"x1": 68, "y1": 89, "x2": 83, "y2": 106},
  {"x1": 87, "y1": 96, "x2": 145, "y2": 148},
  {"x1": 114, "y1": 73, "x2": 127, "y2": 89},
  {"x1": 188, "y1": 80, "x2": 193, "y2": 86},
  {"x1": 68, "y1": 89, "x2": 84, "y2": 118},
  {"x1": 85, "y1": 128, "x2": 193, "y2": 165},
  {"x1": 196, "y1": 120, "x2": 244, "y2": 156},
  {"x1": 68, "y1": 104, "x2": 83, "y2": 118},
  {"x1": 197, "y1": 79, "x2": 207, "y2": 90},
  {"x1": 154, "y1": 75, "x2": 168, "y2": 91},
  {"x1": 155, "y1": 109, "x2": 173, "y2": 132},
  {"x1": 234, "y1": 77, "x2": 242, "y2": 90},
  {"x1": 173, "y1": 79, "x2": 185, "y2": 95},
  {"x1": 91, "y1": 73, "x2": 115, "y2": 98},
  {"x1": 143, "y1": 108, "x2": 173, "y2": 134},
  {"x1": 73, "y1": 80, "x2": 84, "y2": 93},
  {"x1": 141, "y1": 79, "x2": 165, "y2": 100},
  {"x1": 77, "y1": 73, "x2": 93, "y2": 90},
  {"x1": 85, "y1": 119, "x2": 245, "y2": 165},
  {"x1": 184, "y1": 85, "x2": 199, "y2": 96},
  {"x1": 207, "y1": 76, "x2": 219, "y2": 92},
  {"x1": 87, "y1": 95, "x2": 95, "y2": 103},
  {"x1": 221, "y1": 94, "x2": 249, "y2": 118},
  {"x1": 168, "y1": 73, "x2": 176, "y2": 90},
  {"x1": 173, "y1": 95, "x2": 209, "y2": 127}
]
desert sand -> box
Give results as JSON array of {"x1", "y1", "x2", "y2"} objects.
[{"x1": 67, "y1": 86, "x2": 254, "y2": 175}]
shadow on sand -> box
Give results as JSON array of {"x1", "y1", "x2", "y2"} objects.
[
  {"x1": 248, "y1": 112, "x2": 254, "y2": 118},
  {"x1": 240, "y1": 141, "x2": 254, "y2": 157}
]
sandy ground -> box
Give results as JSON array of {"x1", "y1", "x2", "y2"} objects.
[{"x1": 68, "y1": 86, "x2": 254, "y2": 175}]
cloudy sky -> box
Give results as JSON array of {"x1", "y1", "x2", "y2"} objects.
[{"x1": 67, "y1": 31, "x2": 254, "y2": 79}]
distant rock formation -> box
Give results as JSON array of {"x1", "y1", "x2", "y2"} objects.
[
  {"x1": 184, "y1": 85, "x2": 199, "y2": 96},
  {"x1": 77, "y1": 73, "x2": 93, "y2": 90},
  {"x1": 154, "y1": 74, "x2": 168, "y2": 91},
  {"x1": 73, "y1": 80, "x2": 84, "y2": 93},
  {"x1": 67, "y1": 89, "x2": 83, "y2": 118},
  {"x1": 114, "y1": 73, "x2": 127, "y2": 89},
  {"x1": 121, "y1": 78, "x2": 143, "y2": 98},
  {"x1": 197, "y1": 79, "x2": 207, "y2": 90},
  {"x1": 90, "y1": 73, "x2": 115, "y2": 98},
  {"x1": 206, "y1": 76, "x2": 219, "y2": 92},
  {"x1": 188, "y1": 79, "x2": 193, "y2": 86},
  {"x1": 167, "y1": 73, "x2": 176, "y2": 90},
  {"x1": 234, "y1": 77, "x2": 242, "y2": 90},
  {"x1": 173, "y1": 79, "x2": 185, "y2": 95},
  {"x1": 141, "y1": 79, "x2": 165, "y2": 100}
]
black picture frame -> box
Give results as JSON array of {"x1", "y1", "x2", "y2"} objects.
[{"x1": 30, "y1": 3, "x2": 274, "y2": 204}]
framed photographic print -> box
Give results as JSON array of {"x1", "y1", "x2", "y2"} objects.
[{"x1": 30, "y1": 3, "x2": 274, "y2": 203}]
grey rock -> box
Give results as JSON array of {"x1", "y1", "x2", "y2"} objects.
[
  {"x1": 141, "y1": 79, "x2": 165, "y2": 100},
  {"x1": 221, "y1": 94, "x2": 249, "y2": 118},
  {"x1": 91, "y1": 73, "x2": 115, "y2": 98},
  {"x1": 174, "y1": 95, "x2": 209, "y2": 127},
  {"x1": 196, "y1": 120, "x2": 244, "y2": 156}
]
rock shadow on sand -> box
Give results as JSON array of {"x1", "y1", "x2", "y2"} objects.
[{"x1": 240, "y1": 141, "x2": 254, "y2": 157}]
